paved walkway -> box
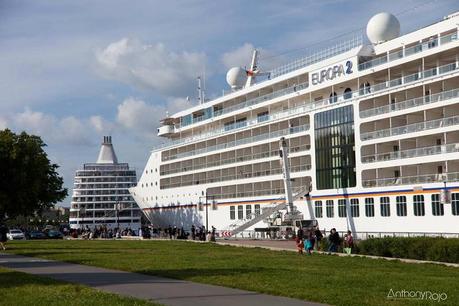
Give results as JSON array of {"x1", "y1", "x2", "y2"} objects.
[
  {"x1": 0, "y1": 253, "x2": 325, "y2": 306},
  {"x1": 217, "y1": 239, "x2": 459, "y2": 268}
]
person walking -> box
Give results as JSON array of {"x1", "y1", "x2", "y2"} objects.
[
  {"x1": 0, "y1": 223, "x2": 8, "y2": 251},
  {"x1": 328, "y1": 228, "x2": 340, "y2": 253},
  {"x1": 344, "y1": 230, "x2": 354, "y2": 254},
  {"x1": 191, "y1": 225, "x2": 196, "y2": 240},
  {"x1": 305, "y1": 231, "x2": 315, "y2": 255},
  {"x1": 314, "y1": 226, "x2": 323, "y2": 251},
  {"x1": 295, "y1": 236, "x2": 304, "y2": 254}
]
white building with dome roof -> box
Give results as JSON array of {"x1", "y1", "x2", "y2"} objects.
[{"x1": 69, "y1": 136, "x2": 141, "y2": 230}]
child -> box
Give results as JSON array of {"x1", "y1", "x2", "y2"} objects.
[
  {"x1": 295, "y1": 236, "x2": 304, "y2": 254},
  {"x1": 305, "y1": 231, "x2": 315, "y2": 255},
  {"x1": 344, "y1": 230, "x2": 354, "y2": 254}
]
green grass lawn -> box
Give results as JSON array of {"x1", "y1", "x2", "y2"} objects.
[
  {"x1": 0, "y1": 265, "x2": 160, "y2": 306},
  {"x1": 5, "y1": 240, "x2": 459, "y2": 306}
]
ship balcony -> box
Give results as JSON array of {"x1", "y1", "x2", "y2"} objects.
[
  {"x1": 358, "y1": 30, "x2": 458, "y2": 72},
  {"x1": 162, "y1": 123, "x2": 310, "y2": 162},
  {"x1": 160, "y1": 143, "x2": 310, "y2": 176},
  {"x1": 362, "y1": 143, "x2": 459, "y2": 164},
  {"x1": 160, "y1": 161, "x2": 312, "y2": 190},
  {"x1": 206, "y1": 177, "x2": 311, "y2": 200},
  {"x1": 360, "y1": 86, "x2": 459, "y2": 119},
  {"x1": 362, "y1": 161, "x2": 459, "y2": 188},
  {"x1": 360, "y1": 105, "x2": 459, "y2": 142}
]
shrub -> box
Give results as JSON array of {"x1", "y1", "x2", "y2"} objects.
[{"x1": 355, "y1": 237, "x2": 459, "y2": 263}]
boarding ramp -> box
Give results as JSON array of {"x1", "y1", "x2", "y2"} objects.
[{"x1": 223, "y1": 186, "x2": 310, "y2": 237}]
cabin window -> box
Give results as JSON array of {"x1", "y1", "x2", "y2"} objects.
[
  {"x1": 380, "y1": 197, "x2": 390, "y2": 217},
  {"x1": 350, "y1": 199, "x2": 359, "y2": 217},
  {"x1": 396, "y1": 196, "x2": 407, "y2": 216},
  {"x1": 338, "y1": 199, "x2": 347, "y2": 218},
  {"x1": 246, "y1": 205, "x2": 252, "y2": 219},
  {"x1": 431, "y1": 194, "x2": 443, "y2": 216},
  {"x1": 413, "y1": 195, "x2": 425, "y2": 216},
  {"x1": 254, "y1": 204, "x2": 261, "y2": 216},
  {"x1": 326, "y1": 200, "x2": 334, "y2": 218},
  {"x1": 315, "y1": 201, "x2": 323, "y2": 218},
  {"x1": 229, "y1": 206, "x2": 235, "y2": 220},
  {"x1": 365, "y1": 198, "x2": 374, "y2": 217},
  {"x1": 237, "y1": 205, "x2": 244, "y2": 220}
]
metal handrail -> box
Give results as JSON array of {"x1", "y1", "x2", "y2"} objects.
[
  {"x1": 360, "y1": 87, "x2": 459, "y2": 118},
  {"x1": 362, "y1": 143, "x2": 459, "y2": 163}
]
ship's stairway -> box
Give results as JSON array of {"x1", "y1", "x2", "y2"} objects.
[{"x1": 224, "y1": 186, "x2": 310, "y2": 237}]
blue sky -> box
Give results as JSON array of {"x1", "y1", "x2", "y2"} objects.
[{"x1": 1, "y1": 0, "x2": 458, "y2": 206}]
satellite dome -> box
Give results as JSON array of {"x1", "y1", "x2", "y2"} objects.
[
  {"x1": 366, "y1": 12, "x2": 400, "y2": 44},
  {"x1": 226, "y1": 67, "x2": 247, "y2": 89}
]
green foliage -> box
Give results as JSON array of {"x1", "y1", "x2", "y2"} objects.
[
  {"x1": 357, "y1": 237, "x2": 459, "y2": 263},
  {"x1": 0, "y1": 129, "x2": 67, "y2": 221}
]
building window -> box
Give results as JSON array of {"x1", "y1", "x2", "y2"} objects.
[
  {"x1": 380, "y1": 197, "x2": 390, "y2": 217},
  {"x1": 350, "y1": 199, "x2": 359, "y2": 217},
  {"x1": 237, "y1": 205, "x2": 244, "y2": 220},
  {"x1": 338, "y1": 199, "x2": 347, "y2": 218},
  {"x1": 326, "y1": 200, "x2": 334, "y2": 218},
  {"x1": 396, "y1": 196, "x2": 407, "y2": 217},
  {"x1": 254, "y1": 204, "x2": 261, "y2": 216},
  {"x1": 315, "y1": 105, "x2": 356, "y2": 190},
  {"x1": 413, "y1": 195, "x2": 425, "y2": 216},
  {"x1": 431, "y1": 194, "x2": 444, "y2": 216},
  {"x1": 365, "y1": 198, "x2": 374, "y2": 217},
  {"x1": 315, "y1": 201, "x2": 323, "y2": 218},
  {"x1": 246, "y1": 205, "x2": 252, "y2": 219},
  {"x1": 452, "y1": 193, "x2": 459, "y2": 216},
  {"x1": 230, "y1": 206, "x2": 235, "y2": 220}
]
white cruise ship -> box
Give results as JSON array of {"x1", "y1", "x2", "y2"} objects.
[
  {"x1": 70, "y1": 136, "x2": 141, "y2": 230},
  {"x1": 130, "y1": 12, "x2": 459, "y2": 237}
]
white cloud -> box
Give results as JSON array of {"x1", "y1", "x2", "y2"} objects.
[
  {"x1": 96, "y1": 38, "x2": 207, "y2": 97},
  {"x1": 6, "y1": 109, "x2": 103, "y2": 146},
  {"x1": 221, "y1": 43, "x2": 255, "y2": 69},
  {"x1": 116, "y1": 96, "x2": 195, "y2": 137},
  {"x1": 90, "y1": 115, "x2": 113, "y2": 134},
  {"x1": 221, "y1": 43, "x2": 285, "y2": 72}
]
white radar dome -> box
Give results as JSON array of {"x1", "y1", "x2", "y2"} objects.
[
  {"x1": 366, "y1": 12, "x2": 400, "y2": 44},
  {"x1": 226, "y1": 67, "x2": 247, "y2": 89}
]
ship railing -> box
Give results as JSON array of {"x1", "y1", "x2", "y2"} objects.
[
  {"x1": 171, "y1": 83, "x2": 309, "y2": 142},
  {"x1": 361, "y1": 114, "x2": 459, "y2": 141},
  {"x1": 157, "y1": 59, "x2": 458, "y2": 155},
  {"x1": 360, "y1": 87, "x2": 459, "y2": 118},
  {"x1": 163, "y1": 124, "x2": 310, "y2": 162},
  {"x1": 362, "y1": 171, "x2": 459, "y2": 188},
  {"x1": 270, "y1": 34, "x2": 363, "y2": 79},
  {"x1": 160, "y1": 145, "x2": 311, "y2": 176},
  {"x1": 211, "y1": 188, "x2": 286, "y2": 200},
  {"x1": 362, "y1": 62, "x2": 458, "y2": 98},
  {"x1": 161, "y1": 165, "x2": 311, "y2": 189},
  {"x1": 358, "y1": 31, "x2": 458, "y2": 71},
  {"x1": 362, "y1": 143, "x2": 459, "y2": 163}
]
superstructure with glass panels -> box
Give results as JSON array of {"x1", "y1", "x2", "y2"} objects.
[
  {"x1": 69, "y1": 136, "x2": 141, "y2": 230},
  {"x1": 130, "y1": 11, "x2": 459, "y2": 236}
]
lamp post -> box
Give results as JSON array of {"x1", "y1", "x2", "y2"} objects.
[
  {"x1": 114, "y1": 202, "x2": 122, "y2": 230},
  {"x1": 199, "y1": 194, "x2": 216, "y2": 230}
]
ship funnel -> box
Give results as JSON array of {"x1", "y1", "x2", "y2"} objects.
[{"x1": 97, "y1": 136, "x2": 118, "y2": 164}]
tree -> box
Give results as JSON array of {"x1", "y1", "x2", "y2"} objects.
[{"x1": 0, "y1": 129, "x2": 68, "y2": 221}]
